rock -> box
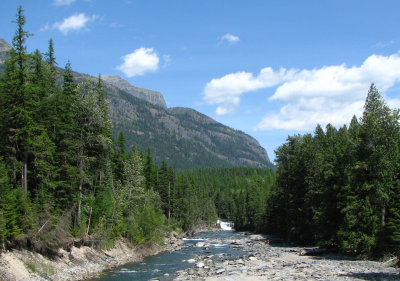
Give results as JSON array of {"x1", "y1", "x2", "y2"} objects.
[
  {"x1": 187, "y1": 258, "x2": 196, "y2": 263},
  {"x1": 216, "y1": 268, "x2": 226, "y2": 274},
  {"x1": 196, "y1": 241, "x2": 206, "y2": 247},
  {"x1": 187, "y1": 268, "x2": 196, "y2": 275},
  {"x1": 196, "y1": 261, "x2": 205, "y2": 268},
  {"x1": 101, "y1": 75, "x2": 167, "y2": 108}
]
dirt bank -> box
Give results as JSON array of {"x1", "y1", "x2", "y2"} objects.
[{"x1": 0, "y1": 232, "x2": 184, "y2": 281}]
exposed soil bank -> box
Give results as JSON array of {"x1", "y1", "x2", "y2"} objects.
[{"x1": 0, "y1": 232, "x2": 184, "y2": 281}]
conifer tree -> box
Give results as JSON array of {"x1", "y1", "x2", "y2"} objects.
[
  {"x1": 45, "y1": 38, "x2": 57, "y2": 93},
  {"x1": 0, "y1": 6, "x2": 33, "y2": 193}
]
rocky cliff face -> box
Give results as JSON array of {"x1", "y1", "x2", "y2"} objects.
[
  {"x1": 101, "y1": 75, "x2": 167, "y2": 108},
  {"x1": 0, "y1": 38, "x2": 11, "y2": 71}
]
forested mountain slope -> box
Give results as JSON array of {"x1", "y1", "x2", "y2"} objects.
[
  {"x1": 77, "y1": 74, "x2": 272, "y2": 170},
  {"x1": 0, "y1": 38, "x2": 271, "y2": 170}
]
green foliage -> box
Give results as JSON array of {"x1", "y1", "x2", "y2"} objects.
[
  {"x1": 0, "y1": 6, "x2": 172, "y2": 252},
  {"x1": 175, "y1": 167, "x2": 275, "y2": 232},
  {"x1": 269, "y1": 84, "x2": 400, "y2": 258},
  {"x1": 109, "y1": 90, "x2": 273, "y2": 171}
]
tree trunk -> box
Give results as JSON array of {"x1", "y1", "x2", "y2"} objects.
[
  {"x1": 22, "y1": 147, "x2": 28, "y2": 195},
  {"x1": 77, "y1": 158, "x2": 83, "y2": 220},
  {"x1": 381, "y1": 203, "x2": 386, "y2": 226}
]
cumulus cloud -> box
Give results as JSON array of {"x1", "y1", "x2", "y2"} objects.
[
  {"x1": 53, "y1": 0, "x2": 76, "y2": 6},
  {"x1": 203, "y1": 52, "x2": 400, "y2": 130},
  {"x1": 220, "y1": 33, "x2": 240, "y2": 45},
  {"x1": 116, "y1": 48, "x2": 159, "y2": 77},
  {"x1": 203, "y1": 68, "x2": 291, "y2": 115},
  {"x1": 255, "y1": 99, "x2": 365, "y2": 131},
  {"x1": 52, "y1": 13, "x2": 97, "y2": 34}
]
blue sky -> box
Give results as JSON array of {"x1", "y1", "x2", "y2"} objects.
[{"x1": 1, "y1": 0, "x2": 400, "y2": 161}]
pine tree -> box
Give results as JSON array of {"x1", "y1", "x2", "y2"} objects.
[
  {"x1": 51, "y1": 62, "x2": 79, "y2": 210},
  {"x1": 45, "y1": 38, "x2": 57, "y2": 94},
  {"x1": 0, "y1": 6, "x2": 34, "y2": 193}
]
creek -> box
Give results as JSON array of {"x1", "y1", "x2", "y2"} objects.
[{"x1": 91, "y1": 223, "x2": 245, "y2": 281}]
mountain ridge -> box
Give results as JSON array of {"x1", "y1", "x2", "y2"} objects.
[
  {"x1": 101, "y1": 75, "x2": 167, "y2": 108},
  {"x1": 0, "y1": 38, "x2": 272, "y2": 170}
]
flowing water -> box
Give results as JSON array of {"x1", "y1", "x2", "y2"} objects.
[{"x1": 92, "y1": 228, "x2": 246, "y2": 281}]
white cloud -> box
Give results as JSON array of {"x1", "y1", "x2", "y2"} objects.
[
  {"x1": 53, "y1": 0, "x2": 76, "y2": 6},
  {"x1": 203, "y1": 52, "x2": 400, "y2": 130},
  {"x1": 388, "y1": 98, "x2": 400, "y2": 110},
  {"x1": 255, "y1": 99, "x2": 365, "y2": 131},
  {"x1": 203, "y1": 68, "x2": 291, "y2": 115},
  {"x1": 52, "y1": 13, "x2": 96, "y2": 34},
  {"x1": 220, "y1": 33, "x2": 240, "y2": 45},
  {"x1": 116, "y1": 48, "x2": 159, "y2": 77}
]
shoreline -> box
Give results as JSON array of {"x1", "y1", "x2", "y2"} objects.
[
  {"x1": 173, "y1": 232, "x2": 400, "y2": 280},
  {"x1": 0, "y1": 231, "x2": 185, "y2": 281},
  {"x1": 2, "y1": 227, "x2": 398, "y2": 281},
  {"x1": 0, "y1": 224, "x2": 221, "y2": 281}
]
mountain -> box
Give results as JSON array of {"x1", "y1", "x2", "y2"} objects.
[
  {"x1": 0, "y1": 38, "x2": 12, "y2": 72},
  {"x1": 101, "y1": 75, "x2": 167, "y2": 108},
  {"x1": 100, "y1": 76, "x2": 272, "y2": 170},
  {"x1": 0, "y1": 38, "x2": 272, "y2": 170}
]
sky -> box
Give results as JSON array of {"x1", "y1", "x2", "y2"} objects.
[{"x1": 1, "y1": 0, "x2": 400, "y2": 162}]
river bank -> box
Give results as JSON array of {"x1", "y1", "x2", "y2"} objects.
[
  {"x1": 173, "y1": 233, "x2": 400, "y2": 280},
  {"x1": 0, "y1": 231, "x2": 185, "y2": 281},
  {"x1": 1, "y1": 229, "x2": 399, "y2": 281}
]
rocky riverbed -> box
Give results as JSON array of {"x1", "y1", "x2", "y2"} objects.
[{"x1": 174, "y1": 233, "x2": 400, "y2": 281}]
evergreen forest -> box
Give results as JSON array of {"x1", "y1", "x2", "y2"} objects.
[
  {"x1": 0, "y1": 6, "x2": 399, "y2": 263},
  {"x1": 266, "y1": 83, "x2": 400, "y2": 258}
]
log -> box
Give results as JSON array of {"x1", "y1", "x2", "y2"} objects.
[{"x1": 299, "y1": 247, "x2": 329, "y2": 256}]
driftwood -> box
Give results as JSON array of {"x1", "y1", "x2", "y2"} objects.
[
  {"x1": 300, "y1": 247, "x2": 330, "y2": 256},
  {"x1": 384, "y1": 257, "x2": 398, "y2": 265}
]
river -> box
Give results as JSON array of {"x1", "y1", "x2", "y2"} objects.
[{"x1": 91, "y1": 223, "x2": 245, "y2": 281}]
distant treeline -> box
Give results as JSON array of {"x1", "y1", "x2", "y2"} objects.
[{"x1": 178, "y1": 167, "x2": 276, "y2": 232}]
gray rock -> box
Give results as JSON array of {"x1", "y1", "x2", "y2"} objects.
[
  {"x1": 196, "y1": 261, "x2": 205, "y2": 268},
  {"x1": 195, "y1": 241, "x2": 206, "y2": 247},
  {"x1": 187, "y1": 268, "x2": 196, "y2": 275},
  {"x1": 216, "y1": 268, "x2": 226, "y2": 274},
  {"x1": 101, "y1": 75, "x2": 167, "y2": 108}
]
